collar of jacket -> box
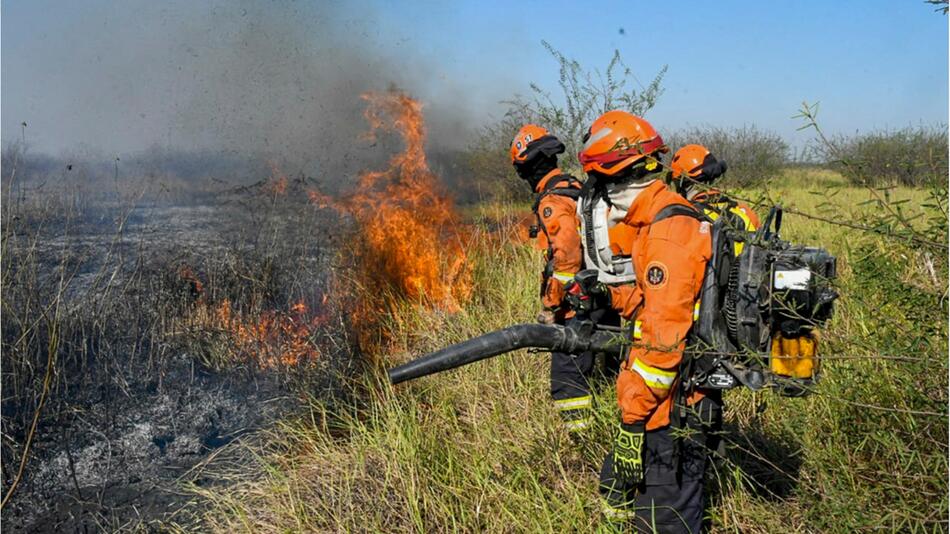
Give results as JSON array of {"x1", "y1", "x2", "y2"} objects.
[
  {"x1": 533, "y1": 168, "x2": 565, "y2": 193},
  {"x1": 623, "y1": 180, "x2": 693, "y2": 227}
]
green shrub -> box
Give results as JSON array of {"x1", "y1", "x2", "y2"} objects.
[
  {"x1": 500, "y1": 41, "x2": 666, "y2": 173},
  {"x1": 818, "y1": 125, "x2": 948, "y2": 187}
]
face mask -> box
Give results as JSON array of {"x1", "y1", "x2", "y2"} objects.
[{"x1": 514, "y1": 154, "x2": 558, "y2": 189}]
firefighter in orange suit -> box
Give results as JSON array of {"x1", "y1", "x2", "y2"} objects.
[
  {"x1": 569, "y1": 111, "x2": 719, "y2": 532},
  {"x1": 670, "y1": 144, "x2": 760, "y2": 237},
  {"x1": 510, "y1": 125, "x2": 600, "y2": 432}
]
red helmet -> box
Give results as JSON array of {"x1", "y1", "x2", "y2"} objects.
[
  {"x1": 510, "y1": 124, "x2": 550, "y2": 164},
  {"x1": 670, "y1": 144, "x2": 726, "y2": 182},
  {"x1": 578, "y1": 111, "x2": 667, "y2": 176}
]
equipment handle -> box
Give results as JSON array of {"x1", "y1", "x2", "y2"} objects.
[{"x1": 758, "y1": 205, "x2": 784, "y2": 241}]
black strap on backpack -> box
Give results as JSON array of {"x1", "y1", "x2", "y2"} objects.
[
  {"x1": 531, "y1": 174, "x2": 582, "y2": 212},
  {"x1": 651, "y1": 203, "x2": 705, "y2": 225},
  {"x1": 532, "y1": 174, "x2": 582, "y2": 299}
]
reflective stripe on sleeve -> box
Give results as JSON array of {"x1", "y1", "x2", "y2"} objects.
[
  {"x1": 631, "y1": 358, "x2": 676, "y2": 390},
  {"x1": 553, "y1": 395, "x2": 592, "y2": 411},
  {"x1": 693, "y1": 300, "x2": 701, "y2": 322},
  {"x1": 633, "y1": 320, "x2": 642, "y2": 340},
  {"x1": 552, "y1": 271, "x2": 575, "y2": 284}
]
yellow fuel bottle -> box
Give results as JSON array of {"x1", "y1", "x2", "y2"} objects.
[{"x1": 770, "y1": 330, "x2": 819, "y2": 379}]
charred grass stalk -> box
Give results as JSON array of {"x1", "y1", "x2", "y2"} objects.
[
  {"x1": 193, "y1": 169, "x2": 947, "y2": 533},
  {"x1": 0, "y1": 171, "x2": 344, "y2": 524}
]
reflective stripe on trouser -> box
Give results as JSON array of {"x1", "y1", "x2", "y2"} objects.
[
  {"x1": 631, "y1": 357, "x2": 676, "y2": 391},
  {"x1": 550, "y1": 311, "x2": 622, "y2": 431},
  {"x1": 602, "y1": 501, "x2": 636, "y2": 523},
  {"x1": 550, "y1": 349, "x2": 594, "y2": 431},
  {"x1": 553, "y1": 395, "x2": 592, "y2": 431}
]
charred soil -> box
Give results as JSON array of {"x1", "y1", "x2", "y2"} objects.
[{"x1": 2, "y1": 190, "x2": 362, "y2": 532}]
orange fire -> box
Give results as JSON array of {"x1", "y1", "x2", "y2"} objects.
[
  {"x1": 310, "y1": 90, "x2": 472, "y2": 328},
  {"x1": 182, "y1": 90, "x2": 470, "y2": 367},
  {"x1": 265, "y1": 161, "x2": 289, "y2": 196},
  {"x1": 209, "y1": 298, "x2": 323, "y2": 368},
  {"x1": 177, "y1": 265, "x2": 206, "y2": 303}
]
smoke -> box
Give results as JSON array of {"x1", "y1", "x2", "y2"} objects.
[{"x1": 2, "y1": 0, "x2": 505, "y2": 183}]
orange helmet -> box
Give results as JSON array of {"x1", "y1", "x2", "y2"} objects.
[
  {"x1": 670, "y1": 144, "x2": 710, "y2": 178},
  {"x1": 670, "y1": 144, "x2": 726, "y2": 182},
  {"x1": 578, "y1": 111, "x2": 667, "y2": 176},
  {"x1": 510, "y1": 124, "x2": 550, "y2": 164}
]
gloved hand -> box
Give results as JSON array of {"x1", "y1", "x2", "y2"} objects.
[
  {"x1": 564, "y1": 270, "x2": 610, "y2": 314},
  {"x1": 613, "y1": 422, "x2": 645, "y2": 486},
  {"x1": 536, "y1": 308, "x2": 555, "y2": 325}
]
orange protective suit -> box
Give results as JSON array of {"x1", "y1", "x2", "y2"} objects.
[
  {"x1": 605, "y1": 180, "x2": 712, "y2": 431},
  {"x1": 533, "y1": 169, "x2": 583, "y2": 315}
]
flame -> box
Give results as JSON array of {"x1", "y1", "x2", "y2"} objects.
[
  {"x1": 309, "y1": 90, "x2": 472, "y2": 339},
  {"x1": 307, "y1": 188, "x2": 337, "y2": 211},
  {"x1": 176, "y1": 267, "x2": 325, "y2": 368},
  {"x1": 265, "y1": 161, "x2": 289, "y2": 195},
  {"x1": 208, "y1": 299, "x2": 324, "y2": 368},
  {"x1": 181, "y1": 90, "x2": 472, "y2": 365}
]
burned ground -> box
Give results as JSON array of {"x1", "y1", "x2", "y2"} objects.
[{"x1": 1, "y1": 179, "x2": 365, "y2": 532}]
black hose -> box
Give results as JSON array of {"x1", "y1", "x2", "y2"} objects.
[{"x1": 387, "y1": 323, "x2": 625, "y2": 385}]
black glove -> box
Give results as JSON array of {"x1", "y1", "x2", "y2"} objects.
[
  {"x1": 613, "y1": 422, "x2": 645, "y2": 486},
  {"x1": 564, "y1": 269, "x2": 610, "y2": 314}
]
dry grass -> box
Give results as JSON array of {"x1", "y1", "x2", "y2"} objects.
[{"x1": 182, "y1": 169, "x2": 946, "y2": 532}]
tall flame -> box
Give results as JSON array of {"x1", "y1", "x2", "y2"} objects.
[
  {"x1": 179, "y1": 90, "x2": 470, "y2": 368},
  {"x1": 312, "y1": 90, "x2": 472, "y2": 326}
]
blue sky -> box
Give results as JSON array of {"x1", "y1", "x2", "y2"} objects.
[
  {"x1": 367, "y1": 0, "x2": 948, "y2": 149},
  {"x1": 2, "y1": 0, "x2": 947, "y2": 154}
]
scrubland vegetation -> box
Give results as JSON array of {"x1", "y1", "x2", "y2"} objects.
[
  {"x1": 183, "y1": 166, "x2": 948, "y2": 533},
  {"x1": 2, "y1": 46, "x2": 946, "y2": 533}
]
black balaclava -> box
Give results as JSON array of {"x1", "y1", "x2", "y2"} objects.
[
  {"x1": 514, "y1": 135, "x2": 566, "y2": 190},
  {"x1": 695, "y1": 154, "x2": 727, "y2": 184},
  {"x1": 679, "y1": 155, "x2": 727, "y2": 198}
]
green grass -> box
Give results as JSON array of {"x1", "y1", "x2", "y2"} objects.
[{"x1": 187, "y1": 169, "x2": 948, "y2": 533}]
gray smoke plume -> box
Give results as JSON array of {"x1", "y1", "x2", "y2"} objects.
[{"x1": 2, "y1": 0, "x2": 507, "y2": 183}]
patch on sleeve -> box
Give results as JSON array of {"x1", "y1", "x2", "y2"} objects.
[
  {"x1": 543, "y1": 206, "x2": 553, "y2": 218},
  {"x1": 645, "y1": 261, "x2": 668, "y2": 289}
]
